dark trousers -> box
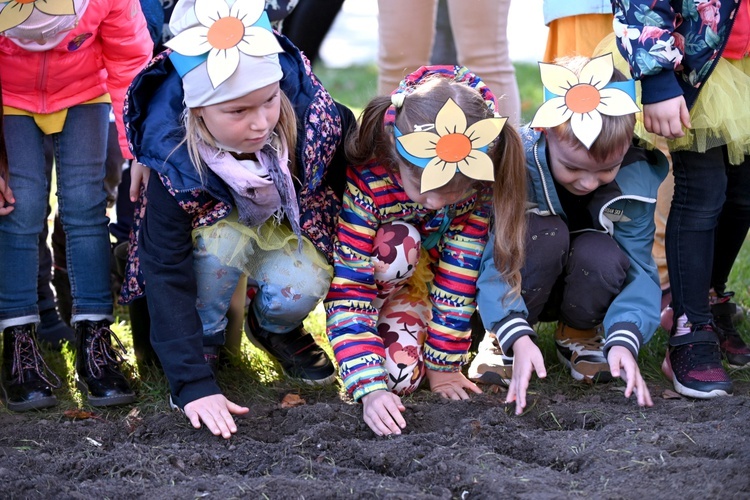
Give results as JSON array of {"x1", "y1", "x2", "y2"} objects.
[{"x1": 522, "y1": 214, "x2": 630, "y2": 330}]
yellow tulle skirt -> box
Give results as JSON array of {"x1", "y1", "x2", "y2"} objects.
[{"x1": 596, "y1": 34, "x2": 750, "y2": 165}]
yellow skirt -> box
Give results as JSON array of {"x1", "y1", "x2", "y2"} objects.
[{"x1": 596, "y1": 34, "x2": 750, "y2": 165}]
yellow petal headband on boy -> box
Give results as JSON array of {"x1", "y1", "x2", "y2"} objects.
[
  {"x1": 395, "y1": 98, "x2": 506, "y2": 193},
  {"x1": 529, "y1": 54, "x2": 639, "y2": 149},
  {"x1": 166, "y1": 0, "x2": 283, "y2": 89}
]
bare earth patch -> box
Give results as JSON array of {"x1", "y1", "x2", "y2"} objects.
[{"x1": 1, "y1": 378, "x2": 748, "y2": 498}]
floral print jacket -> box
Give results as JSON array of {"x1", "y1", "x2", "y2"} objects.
[
  {"x1": 612, "y1": 0, "x2": 741, "y2": 108},
  {"x1": 121, "y1": 33, "x2": 355, "y2": 304}
]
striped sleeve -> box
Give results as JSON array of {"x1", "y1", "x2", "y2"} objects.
[{"x1": 423, "y1": 193, "x2": 492, "y2": 371}]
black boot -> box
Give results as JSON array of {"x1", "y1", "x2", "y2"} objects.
[
  {"x1": 245, "y1": 305, "x2": 335, "y2": 385},
  {"x1": 75, "y1": 320, "x2": 135, "y2": 407},
  {"x1": 711, "y1": 293, "x2": 750, "y2": 369},
  {"x1": 1, "y1": 324, "x2": 60, "y2": 412}
]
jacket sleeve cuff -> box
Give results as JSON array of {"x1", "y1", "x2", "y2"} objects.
[
  {"x1": 603, "y1": 322, "x2": 643, "y2": 359},
  {"x1": 492, "y1": 313, "x2": 537, "y2": 356},
  {"x1": 640, "y1": 71, "x2": 684, "y2": 105},
  {"x1": 172, "y1": 379, "x2": 222, "y2": 410}
]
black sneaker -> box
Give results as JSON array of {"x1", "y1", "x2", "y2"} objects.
[
  {"x1": 662, "y1": 323, "x2": 733, "y2": 398},
  {"x1": 1, "y1": 324, "x2": 61, "y2": 412},
  {"x1": 711, "y1": 294, "x2": 750, "y2": 369},
  {"x1": 245, "y1": 306, "x2": 335, "y2": 385}
]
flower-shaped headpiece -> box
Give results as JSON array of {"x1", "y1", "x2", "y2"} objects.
[
  {"x1": 0, "y1": 0, "x2": 75, "y2": 33},
  {"x1": 385, "y1": 65, "x2": 506, "y2": 193},
  {"x1": 529, "y1": 54, "x2": 639, "y2": 149},
  {"x1": 395, "y1": 98, "x2": 505, "y2": 193},
  {"x1": 166, "y1": 0, "x2": 283, "y2": 98}
]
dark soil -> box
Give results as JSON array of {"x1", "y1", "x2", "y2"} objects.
[{"x1": 1, "y1": 377, "x2": 748, "y2": 499}]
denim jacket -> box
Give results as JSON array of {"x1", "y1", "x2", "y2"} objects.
[
  {"x1": 612, "y1": 0, "x2": 741, "y2": 108},
  {"x1": 476, "y1": 127, "x2": 668, "y2": 359}
]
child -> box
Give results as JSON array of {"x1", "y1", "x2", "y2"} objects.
[
  {"x1": 470, "y1": 55, "x2": 662, "y2": 414},
  {"x1": 325, "y1": 66, "x2": 527, "y2": 436},
  {"x1": 611, "y1": 0, "x2": 750, "y2": 398},
  {"x1": 0, "y1": 0, "x2": 152, "y2": 411},
  {"x1": 122, "y1": 0, "x2": 354, "y2": 438}
]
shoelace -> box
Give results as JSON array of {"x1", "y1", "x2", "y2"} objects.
[
  {"x1": 85, "y1": 324, "x2": 128, "y2": 378},
  {"x1": 10, "y1": 327, "x2": 62, "y2": 388}
]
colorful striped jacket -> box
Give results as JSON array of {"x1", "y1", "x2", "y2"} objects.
[{"x1": 325, "y1": 162, "x2": 492, "y2": 401}]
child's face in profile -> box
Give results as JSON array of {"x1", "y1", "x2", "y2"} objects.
[
  {"x1": 398, "y1": 162, "x2": 475, "y2": 210},
  {"x1": 546, "y1": 130, "x2": 629, "y2": 196},
  {"x1": 199, "y1": 82, "x2": 281, "y2": 154}
]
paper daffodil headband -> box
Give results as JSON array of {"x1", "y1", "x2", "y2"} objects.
[
  {"x1": 0, "y1": 0, "x2": 81, "y2": 40},
  {"x1": 385, "y1": 65, "x2": 506, "y2": 193},
  {"x1": 529, "y1": 54, "x2": 639, "y2": 149},
  {"x1": 0, "y1": 0, "x2": 74, "y2": 33},
  {"x1": 166, "y1": 0, "x2": 283, "y2": 89}
]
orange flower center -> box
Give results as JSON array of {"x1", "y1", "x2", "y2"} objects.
[
  {"x1": 207, "y1": 16, "x2": 245, "y2": 50},
  {"x1": 565, "y1": 84, "x2": 601, "y2": 114},
  {"x1": 435, "y1": 133, "x2": 472, "y2": 163},
  {"x1": 17, "y1": 0, "x2": 37, "y2": 4}
]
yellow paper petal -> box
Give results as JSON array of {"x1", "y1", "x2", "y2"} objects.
[
  {"x1": 34, "y1": 0, "x2": 76, "y2": 16},
  {"x1": 434, "y1": 98, "x2": 466, "y2": 136},
  {"x1": 421, "y1": 157, "x2": 456, "y2": 193},
  {"x1": 164, "y1": 26, "x2": 211, "y2": 56},
  {"x1": 579, "y1": 54, "x2": 614, "y2": 90},
  {"x1": 0, "y1": 2, "x2": 34, "y2": 33},
  {"x1": 570, "y1": 111, "x2": 602, "y2": 150},
  {"x1": 397, "y1": 131, "x2": 438, "y2": 159},
  {"x1": 465, "y1": 116, "x2": 506, "y2": 149},
  {"x1": 529, "y1": 97, "x2": 572, "y2": 128},
  {"x1": 538, "y1": 62, "x2": 578, "y2": 96},
  {"x1": 237, "y1": 26, "x2": 283, "y2": 56},
  {"x1": 207, "y1": 46, "x2": 240, "y2": 88},
  {"x1": 457, "y1": 150, "x2": 495, "y2": 182},
  {"x1": 596, "y1": 88, "x2": 640, "y2": 116},
  {"x1": 195, "y1": 0, "x2": 229, "y2": 28},
  {"x1": 230, "y1": 0, "x2": 264, "y2": 26}
]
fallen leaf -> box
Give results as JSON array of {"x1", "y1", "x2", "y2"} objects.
[
  {"x1": 63, "y1": 409, "x2": 97, "y2": 420},
  {"x1": 281, "y1": 393, "x2": 306, "y2": 408},
  {"x1": 662, "y1": 389, "x2": 683, "y2": 399}
]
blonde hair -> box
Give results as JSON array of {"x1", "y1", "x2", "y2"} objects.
[
  {"x1": 549, "y1": 56, "x2": 635, "y2": 163},
  {"x1": 348, "y1": 76, "x2": 527, "y2": 298},
  {"x1": 179, "y1": 91, "x2": 298, "y2": 182}
]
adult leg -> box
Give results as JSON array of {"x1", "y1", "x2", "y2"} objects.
[
  {"x1": 448, "y1": 0, "x2": 520, "y2": 124},
  {"x1": 377, "y1": 0, "x2": 437, "y2": 94}
]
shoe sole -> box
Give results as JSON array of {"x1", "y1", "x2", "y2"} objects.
[
  {"x1": 2, "y1": 386, "x2": 57, "y2": 412},
  {"x1": 76, "y1": 380, "x2": 136, "y2": 407},
  {"x1": 556, "y1": 350, "x2": 612, "y2": 383},
  {"x1": 244, "y1": 331, "x2": 336, "y2": 386}
]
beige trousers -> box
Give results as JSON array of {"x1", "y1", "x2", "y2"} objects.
[{"x1": 377, "y1": 0, "x2": 521, "y2": 125}]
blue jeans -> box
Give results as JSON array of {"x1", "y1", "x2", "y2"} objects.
[
  {"x1": 0, "y1": 104, "x2": 113, "y2": 329},
  {"x1": 666, "y1": 147, "x2": 750, "y2": 325},
  {"x1": 192, "y1": 225, "x2": 333, "y2": 346}
]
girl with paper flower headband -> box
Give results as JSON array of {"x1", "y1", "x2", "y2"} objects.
[
  {"x1": 0, "y1": 0, "x2": 152, "y2": 411},
  {"x1": 122, "y1": 0, "x2": 354, "y2": 438},
  {"x1": 324, "y1": 66, "x2": 526, "y2": 436},
  {"x1": 470, "y1": 55, "x2": 663, "y2": 414}
]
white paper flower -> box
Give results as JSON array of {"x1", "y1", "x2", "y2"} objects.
[
  {"x1": 0, "y1": 0, "x2": 75, "y2": 33},
  {"x1": 397, "y1": 98, "x2": 506, "y2": 193},
  {"x1": 529, "y1": 54, "x2": 640, "y2": 149},
  {"x1": 165, "y1": 0, "x2": 282, "y2": 88}
]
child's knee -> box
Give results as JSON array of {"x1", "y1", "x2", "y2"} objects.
[{"x1": 372, "y1": 221, "x2": 421, "y2": 283}]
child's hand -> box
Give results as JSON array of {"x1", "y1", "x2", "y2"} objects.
[
  {"x1": 427, "y1": 369, "x2": 482, "y2": 400},
  {"x1": 183, "y1": 394, "x2": 250, "y2": 439},
  {"x1": 607, "y1": 346, "x2": 653, "y2": 407},
  {"x1": 361, "y1": 390, "x2": 406, "y2": 436},
  {"x1": 506, "y1": 335, "x2": 546, "y2": 415},
  {"x1": 0, "y1": 175, "x2": 14, "y2": 216},
  {"x1": 129, "y1": 162, "x2": 151, "y2": 202},
  {"x1": 643, "y1": 96, "x2": 691, "y2": 139}
]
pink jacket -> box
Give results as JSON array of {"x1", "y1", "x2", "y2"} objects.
[{"x1": 0, "y1": 0, "x2": 153, "y2": 159}]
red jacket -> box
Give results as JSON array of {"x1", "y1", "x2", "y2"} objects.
[{"x1": 0, "y1": 0, "x2": 153, "y2": 158}]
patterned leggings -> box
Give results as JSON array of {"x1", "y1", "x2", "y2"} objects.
[{"x1": 371, "y1": 221, "x2": 432, "y2": 395}]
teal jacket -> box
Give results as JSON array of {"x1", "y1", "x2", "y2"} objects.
[{"x1": 476, "y1": 127, "x2": 668, "y2": 358}]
